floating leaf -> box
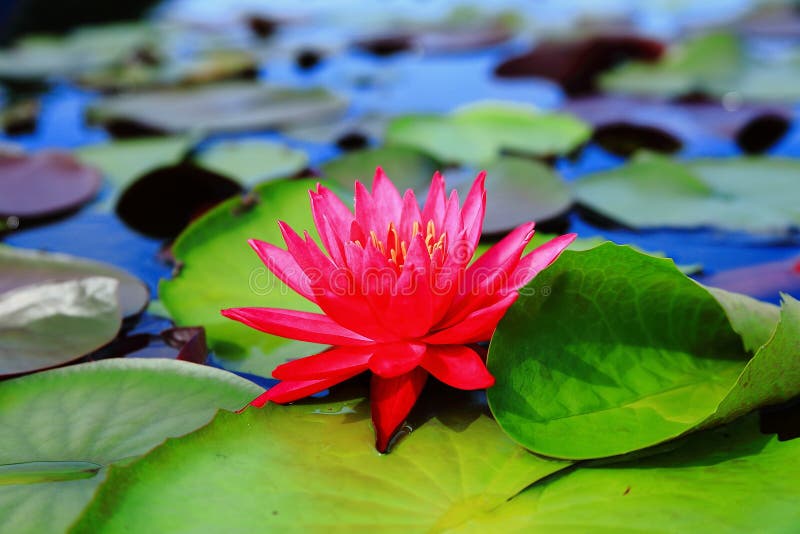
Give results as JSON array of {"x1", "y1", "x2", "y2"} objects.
[
  {"x1": 87, "y1": 82, "x2": 348, "y2": 135},
  {"x1": 0, "y1": 151, "x2": 101, "y2": 220},
  {"x1": 0, "y1": 245, "x2": 149, "y2": 318},
  {"x1": 75, "y1": 136, "x2": 194, "y2": 190},
  {"x1": 72, "y1": 390, "x2": 571, "y2": 532},
  {"x1": 385, "y1": 101, "x2": 590, "y2": 165},
  {"x1": 469, "y1": 156, "x2": 572, "y2": 234},
  {"x1": 488, "y1": 244, "x2": 792, "y2": 459},
  {"x1": 320, "y1": 146, "x2": 439, "y2": 192},
  {"x1": 565, "y1": 95, "x2": 791, "y2": 156},
  {"x1": 160, "y1": 179, "x2": 326, "y2": 375},
  {"x1": 599, "y1": 32, "x2": 741, "y2": 99},
  {"x1": 195, "y1": 139, "x2": 308, "y2": 187},
  {"x1": 573, "y1": 154, "x2": 800, "y2": 234},
  {"x1": 77, "y1": 49, "x2": 258, "y2": 92},
  {"x1": 0, "y1": 359, "x2": 261, "y2": 534},
  {"x1": 115, "y1": 163, "x2": 242, "y2": 238},
  {"x1": 494, "y1": 35, "x2": 665, "y2": 95},
  {"x1": 0, "y1": 277, "x2": 120, "y2": 377},
  {"x1": 455, "y1": 416, "x2": 800, "y2": 532},
  {"x1": 702, "y1": 257, "x2": 800, "y2": 302},
  {"x1": 0, "y1": 24, "x2": 154, "y2": 80}
]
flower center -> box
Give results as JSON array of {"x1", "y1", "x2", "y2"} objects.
[{"x1": 367, "y1": 220, "x2": 446, "y2": 268}]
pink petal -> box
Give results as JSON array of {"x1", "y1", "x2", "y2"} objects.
[
  {"x1": 371, "y1": 167, "x2": 403, "y2": 228},
  {"x1": 460, "y1": 171, "x2": 487, "y2": 247},
  {"x1": 399, "y1": 189, "x2": 422, "y2": 242},
  {"x1": 220, "y1": 307, "x2": 372, "y2": 346},
  {"x1": 312, "y1": 184, "x2": 354, "y2": 240},
  {"x1": 272, "y1": 346, "x2": 373, "y2": 380},
  {"x1": 250, "y1": 365, "x2": 363, "y2": 406},
  {"x1": 421, "y1": 345, "x2": 495, "y2": 390},
  {"x1": 371, "y1": 368, "x2": 428, "y2": 453},
  {"x1": 442, "y1": 189, "x2": 461, "y2": 245},
  {"x1": 248, "y1": 239, "x2": 317, "y2": 303},
  {"x1": 507, "y1": 233, "x2": 577, "y2": 291},
  {"x1": 354, "y1": 180, "x2": 379, "y2": 234},
  {"x1": 424, "y1": 292, "x2": 518, "y2": 344},
  {"x1": 421, "y1": 171, "x2": 446, "y2": 230},
  {"x1": 369, "y1": 342, "x2": 426, "y2": 378},
  {"x1": 440, "y1": 222, "x2": 534, "y2": 327}
]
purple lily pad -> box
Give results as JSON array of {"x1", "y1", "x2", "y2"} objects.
[{"x1": 0, "y1": 151, "x2": 102, "y2": 219}]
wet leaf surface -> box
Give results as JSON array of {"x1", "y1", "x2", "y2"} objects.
[
  {"x1": 0, "y1": 277, "x2": 121, "y2": 377},
  {"x1": 0, "y1": 245, "x2": 149, "y2": 318}
]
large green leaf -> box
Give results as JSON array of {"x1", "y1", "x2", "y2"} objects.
[
  {"x1": 0, "y1": 277, "x2": 121, "y2": 376},
  {"x1": 487, "y1": 243, "x2": 793, "y2": 459},
  {"x1": 454, "y1": 416, "x2": 800, "y2": 532},
  {"x1": 573, "y1": 153, "x2": 800, "y2": 234},
  {"x1": 72, "y1": 390, "x2": 571, "y2": 533},
  {"x1": 87, "y1": 83, "x2": 348, "y2": 135},
  {"x1": 0, "y1": 359, "x2": 261, "y2": 534},
  {"x1": 195, "y1": 139, "x2": 308, "y2": 187},
  {"x1": 385, "y1": 101, "x2": 590, "y2": 165},
  {"x1": 160, "y1": 179, "x2": 327, "y2": 375},
  {"x1": 0, "y1": 245, "x2": 149, "y2": 318}
]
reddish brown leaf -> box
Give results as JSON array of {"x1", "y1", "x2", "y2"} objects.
[{"x1": 494, "y1": 35, "x2": 665, "y2": 95}]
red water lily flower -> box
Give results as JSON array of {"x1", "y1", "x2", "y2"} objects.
[{"x1": 222, "y1": 168, "x2": 575, "y2": 452}]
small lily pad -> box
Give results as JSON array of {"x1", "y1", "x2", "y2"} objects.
[
  {"x1": 75, "y1": 136, "x2": 195, "y2": 190},
  {"x1": 0, "y1": 151, "x2": 101, "y2": 220},
  {"x1": 195, "y1": 139, "x2": 308, "y2": 187},
  {"x1": 385, "y1": 101, "x2": 591, "y2": 165},
  {"x1": 0, "y1": 277, "x2": 121, "y2": 377},
  {"x1": 320, "y1": 145, "x2": 439, "y2": 192},
  {"x1": 0, "y1": 245, "x2": 149, "y2": 318},
  {"x1": 573, "y1": 153, "x2": 800, "y2": 234},
  {"x1": 0, "y1": 358, "x2": 261, "y2": 534},
  {"x1": 87, "y1": 82, "x2": 348, "y2": 135}
]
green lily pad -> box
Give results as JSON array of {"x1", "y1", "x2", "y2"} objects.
[
  {"x1": 72, "y1": 390, "x2": 571, "y2": 533},
  {"x1": 0, "y1": 245, "x2": 149, "y2": 318},
  {"x1": 75, "y1": 136, "x2": 195, "y2": 190},
  {"x1": 488, "y1": 243, "x2": 792, "y2": 459},
  {"x1": 573, "y1": 153, "x2": 800, "y2": 234},
  {"x1": 468, "y1": 156, "x2": 572, "y2": 234},
  {"x1": 0, "y1": 24, "x2": 154, "y2": 80},
  {"x1": 453, "y1": 416, "x2": 800, "y2": 532},
  {"x1": 599, "y1": 32, "x2": 741, "y2": 99},
  {"x1": 320, "y1": 145, "x2": 439, "y2": 192},
  {"x1": 195, "y1": 139, "x2": 308, "y2": 187},
  {"x1": 77, "y1": 49, "x2": 258, "y2": 92},
  {"x1": 159, "y1": 179, "x2": 327, "y2": 375},
  {"x1": 385, "y1": 101, "x2": 590, "y2": 165},
  {"x1": 0, "y1": 358, "x2": 261, "y2": 534},
  {"x1": 0, "y1": 277, "x2": 121, "y2": 377},
  {"x1": 87, "y1": 82, "x2": 348, "y2": 135}
]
